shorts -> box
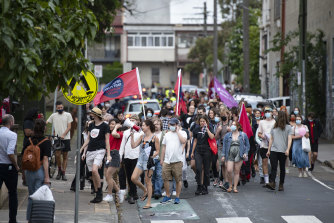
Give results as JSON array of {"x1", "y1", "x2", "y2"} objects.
[
  {"x1": 136, "y1": 158, "x2": 155, "y2": 171},
  {"x1": 86, "y1": 149, "x2": 106, "y2": 171},
  {"x1": 105, "y1": 150, "x2": 120, "y2": 168},
  {"x1": 228, "y1": 146, "x2": 241, "y2": 162},
  {"x1": 55, "y1": 139, "x2": 71, "y2": 152},
  {"x1": 311, "y1": 142, "x2": 318, "y2": 153},
  {"x1": 162, "y1": 161, "x2": 183, "y2": 182},
  {"x1": 259, "y1": 147, "x2": 268, "y2": 159}
]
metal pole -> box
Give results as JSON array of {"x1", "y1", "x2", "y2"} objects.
[
  {"x1": 51, "y1": 88, "x2": 57, "y2": 135},
  {"x1": 204, "y1": 2, "x2": 207, "y2": 37},
  {"x1": 213, "y1": 0, "x2": 218, "y2": 77},
  {"x1": 75, "y1": 105, "x2": 81, "y2": 223}
]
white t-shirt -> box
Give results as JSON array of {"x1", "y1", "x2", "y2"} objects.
[
  {"x1": 47, "y1": 112, "x2": 73, "y2": 140},
  {"x1": 258, "y1": 119, "x2": 276, "y2": 148},
  {"x1": 162, "y1": 130, "x2": 187, "y2": 164},
  {"x1": 119, "y1": 129, "x2": 144, "y2": 160}
]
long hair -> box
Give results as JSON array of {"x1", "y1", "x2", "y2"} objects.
[
  {"x1": 33, "y1": 119, "x2": 46, "y2": 138},
  {"x1": 274, "y1": 111, "x2": 288, "y2": 130},
  {"x1": 24, "y1": 108, "x2": 39, "y2": 121}
]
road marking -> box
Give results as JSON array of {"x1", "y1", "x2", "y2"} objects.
[
  {"x1": 151, "y1": 221, "x2": 184, "y2": 223},
  {"x1": 308, "y1": 171, "x2": 334, "y2": 191},
  {"x1": 216, "y1": 217, "x2": 253, "y2": 223},
  {"x1": 214, "y1": 191, "x2": 238, "y2": 217},
  {"x1": 282, "y1": 215, "x2": 323, "y2": 223}
]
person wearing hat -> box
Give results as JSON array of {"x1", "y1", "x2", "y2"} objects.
[
  {"x1": 46, "y1": 101, "x2": 73, "y2": 181},
  {"x1": 81, "y1": 107, "x2": 110, "y2": 203},
  {"x1": 257, "y1": 107, "x2": 276, "y2": 186},
  {"x1": 160, "y1": 118, "x2": 187, "y2": 204}
]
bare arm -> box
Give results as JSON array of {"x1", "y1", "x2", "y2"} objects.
[
  {"x1": 160, "y1": 144, "x2": 166, "y2": 166},
  {"x1": 131, "y1": 132, "x2": 143, "y2": 149},
  {"x1": 81, "y1": 134, "x2": 90, "y2": 160},
  {"x1": 153, "y1": 136, "x2": 160, "y2": 158},
  {"x1": 8, "y1": 155, "x2": 19, "y2": 171},
  {"x1": 286, "y1": 135, "x2": 292, "y2": 156},
  {"x1": 207, "y1": 126, "x2": 215, "y2": 139},
  {"x1": 43, "y1": 156, "x2": 50, "y2": 184},
  {"x1": 105, "y1": 133, "x2": 111, "y2": 160},
  {"x1": 112, "y1": 124, "x2": 121, "y2": 138},
  {"x1": 176, "y1": 127, "x2": 187, "y2": 144},
  {"x1": 266, "y1": 135, "x2": 274, "y2": 157},
  {"x1": 191, "y1": 138, "x2": 197, "y2": 159},
  {"x1": 61, "y1": 122, "x2": 71, "y2": 139}
]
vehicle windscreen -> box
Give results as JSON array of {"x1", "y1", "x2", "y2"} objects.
[{"x1": 129, "y1": 102, "x2": 160, "y2": 112}]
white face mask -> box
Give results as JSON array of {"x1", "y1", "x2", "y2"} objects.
[
  {"x1": 169, "y1": 126, "x2": 176, "y2": 132},
  {"x1": 231, "y1": 125, "x2": 237, "y2": 132}
]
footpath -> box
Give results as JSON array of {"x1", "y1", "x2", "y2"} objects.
[
  {"x1": 0, "y1": 133, "x2": 118, "y2": 223},
  {"x1": 317, "y1": 139, "x2": 334, "y2": 169}
]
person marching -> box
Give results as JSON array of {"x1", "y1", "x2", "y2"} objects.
[
  {"x1": 103, "y1": 119, "x2": 126, "y2": 203},
  {"x1": 81, "y1": 107, "x2": 110, "y2": 203},
  {"x1": 222, "y1": 121, "x2": 250, "y2": 193},
  {"x1": 130, "y1": 120, "x2": 160, "y2": 209},
  {"x1": 266, "y1": 111, "x2": 293, "y2": 191},
  {"x1": 160, "y1": 118, "x2": 187, "y2": 204}
]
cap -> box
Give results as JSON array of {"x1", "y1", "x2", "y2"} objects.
[
  {"x1": 169, "y1": 118, "x2": 179, "y2": 125},
  {"x1": 89, "y1": 107, "x2": 103, "y2": 118}
]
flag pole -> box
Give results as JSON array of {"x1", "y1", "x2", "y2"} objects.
[
  {"x1": 176, "y1": 69, "x2": 181, "y2": 116},
  {"x1": 136, "y1": 67, "x2": 146, "y2": 120}
]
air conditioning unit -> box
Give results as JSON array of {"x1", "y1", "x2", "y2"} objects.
[{"x1": 276, "y1": 19, "x2": 281, "y2": 28}]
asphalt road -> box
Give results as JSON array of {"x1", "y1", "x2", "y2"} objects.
[{"x1": 122, "y1": 162, "x2": 334, "y2": 223}]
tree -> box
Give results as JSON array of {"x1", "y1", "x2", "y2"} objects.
[{"x1": 0, "y1": 0, "x2": 121, "y2": 101}]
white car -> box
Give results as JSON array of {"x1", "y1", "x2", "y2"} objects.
[
  {"x1": 124, "y1": 99, "x2": 161, "y2": 119},
  {"x1": 268, "y1": 96, "x2": 291, "y2": 114}
]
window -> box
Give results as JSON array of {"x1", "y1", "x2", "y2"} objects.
[
  {"x1": 178, "y1": 35, "x2": 197, "y2": 48},
  {"x1": 286, "y1": 99, "x2": 290, "y2": 106},
  {"x1": 152, "y1": 67, "x2": 160, "y2": 83},
  {"x1": 129, "y1": 102, "x2": 160, "y2": 112},
  {"x1": 274, "y1": 0, "x2": 281, "y2": 20},
  {"x1": 127, "y1": 32, "x2": 174, "y2": 48}
]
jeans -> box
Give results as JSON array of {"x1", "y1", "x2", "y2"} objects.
[
  {"x1": 195, "y1": 147, "x2": 212, "y2": 186},
  {"x1": 0, "y1": 164, "x2": 18, "y2": 223},
  {"x1": 152, "y1": 159, "x2": 163, "y2": 195},
  {"x1": 123, "y1": 158, "x2": 138, "y2": 197},
  {"x1": 257, "y1": 152, "x2": 264, "y2": 177},
  {"x1": 25, "y1": 166, "x2": 45, "y2": 221},
  {"x1": 269, "y1": 151, "x2": 287, "y2": 184}
]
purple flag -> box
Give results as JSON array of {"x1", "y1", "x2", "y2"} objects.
[{"x1": 214, "y1": 77, "x2": 238, "y2": 108}]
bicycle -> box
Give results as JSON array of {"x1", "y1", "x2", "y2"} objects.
[{"x1": 45, "y1": 135, "x2": 64, "y2": 178}]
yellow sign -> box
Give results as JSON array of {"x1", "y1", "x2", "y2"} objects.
[{"x1": 62, "y1": 70, "x2": 98, "y2": 105}]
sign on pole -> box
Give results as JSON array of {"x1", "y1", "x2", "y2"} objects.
[
  {"x1": 94, "y1": 65, "x2": 103, "y2": 78},
  {"x1": 62, "y1": 70, "x2": 98, "y2": 105}
]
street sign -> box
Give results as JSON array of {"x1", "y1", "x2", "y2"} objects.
[
  {"x1": 62, "y1": 70, "x2": 98, "y2": 105},
  {"x1": 94, "y1": 65, "x2": 103, "y2": 78}
]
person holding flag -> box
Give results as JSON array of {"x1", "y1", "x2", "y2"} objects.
[{"x1": 174, "y1": 69, "x2": 187, "y2": 116}]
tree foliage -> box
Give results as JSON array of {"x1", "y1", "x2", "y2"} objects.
[{"x1": 0, "y1": 0, "x2": 121, "y2": 101}]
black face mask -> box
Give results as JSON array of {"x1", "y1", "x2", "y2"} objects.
[
  {"x1": 89, "y1": 115, "x2": 94, "y2": 120},
  {"x1": 57, "y1": 109, "x2": 64, "y2": 114},
  {"x1": 222, "y1": 116, "x2": 227, "y2": 121}
]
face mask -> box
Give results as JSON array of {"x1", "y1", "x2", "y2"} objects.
[
  {"x1": 105, "y1": 104, "x2": 111, "y2": 108},
  {"x1": 294, "y1": 110, "x2": 299, "y2": 115},
  {"x1": 147, "y1": 113, "x2": 153, "y2": 117},
  {"x1": 231, "y1": 125, "x2": 237, "y2": 132},
  {"x1": 57, "y1": 109, "x2": 64, "y2": 114},
  {"x1": 308, "y1": 119, "x2": 313, "y2": 122},
  {"x1": 222, "y1": 116, "x2": 227, "y2": 121},
  {"x1": 265, "y1": 113, "x2": 271, "y2": 119},
  {"x1": 296, "y1": 120, "x2": 302, "y2": 125},
  {"x1": 214, "y1": 117, "x2": 220, "y2": 123},
  {"x1": 255, "y1": 116, "x2": 260, "y2": 120},
  {"x1": 290, "y1": 117, "x2": 296, "y2": 121},
  {"x1": 204, "y1": 96, "x2": 208, "y2": 101},
  {"x1": 89, "y1": 115, "x2": 94, "y2": 120},
  {"x1": 169, "y1": 126, "x2": 176, "y2": 132}
]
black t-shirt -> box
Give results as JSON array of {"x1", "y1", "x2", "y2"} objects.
[
  {"x1": 193, "y1": 125, "x2": 214, "y2": 147},
  {"x1": 23, "y1": 119, "x2": 34, "y2": 150},
  {"x1": 23, "y1": 136, "x2": 51, "y2": 161},
  {"x1": 87, "y1": 122, "x2": 110, "y2": 151},
  {"x1": 181, "y1": 114, "x2": 195, "y2": 129}
]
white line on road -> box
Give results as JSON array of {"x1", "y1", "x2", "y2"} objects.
[
  {"x1": 151, "y1": 221, "x2": 184, "y2": 223},
  {"x1": 214, "y1": 191, "x2": 238, "y2": 217},
  {"x1": 282, "y1": 215, "x2": 323, "y2": 223},
  {"x1": 216, "y1": 217, "x2": 253, "y2": 223},
  {"x1": 308, "y1": 171, "x2": 334, "y2": 191}
]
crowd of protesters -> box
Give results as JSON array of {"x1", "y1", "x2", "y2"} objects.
[{"x1": 0, "y1": 90, "x2": 324, "y2": 221}]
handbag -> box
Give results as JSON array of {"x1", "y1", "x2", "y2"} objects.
[
  {"x1": 302, "y1": 136, "x2": 311, "y2": 152},
  {"x1": 208, "y1": 137, "x2": 218, "y2": 155}
]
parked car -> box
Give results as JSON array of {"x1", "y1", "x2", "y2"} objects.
[
  {"x1": 268, "y1": 96, "x2": 291, "y2": 114},
  {"x1": 182, "y1": 85, "x2": 206, "y2": 93},
  {"x1": 124, "y1": 99, "x2": 161, "y2": 119}
]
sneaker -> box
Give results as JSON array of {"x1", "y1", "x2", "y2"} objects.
[
  {"x1": 221, "y1": 182, "x2": 229, "y2": 192},
  {"x1": 260, "y1": 177, "x2": 265, "y2": 184},
  {"x1": 266, "y1": 182, "x2": 276, "y2": 190},
  {"x1": 162, "y1": 191, "x2": 166, "y2": 196},
  {"x1": 195, "y1": 185, "x2": 202, "y2": 195},
  {"x1": 62, "y1": 173, "x2": 67, "y2": 181},
  {"x1": 154, "y1": 193, "x2": 162, "y2": 200},
  {"x1": 174, "y1": 197, "x2": 180, "y2": 204},
  {"x1": 286, "y1": 167, "x2": 289, "y2": 174},
  {"x1": 213, "y1": 178, "x2": 218, "y2": 187},
  {"x1": 117, "y1": 190, "x2": 126, "y2": 203},
  {"x1": 183, "y1": 180, "x2": 189, "y2": 188},
  {"x1": 172, "y1": 191, "x2": 176, "y2": 196},
  {"x1": 201, "y1": 185, "x2": 208, "y2": 195},
  {"x1": 303, "y1": 172, "x2": 308, "y2": 178},
  {"x1": 160, "y1": 196, "x2": 171, "y2": 204},
  {"x1": 56, "y1": 171, "x2": 62, "y2": 180},
  {"x1": 103, "y1": 194, "x2": 114, "y2": 202},
  {"x1": 298, "y1": 172, "x2": 303, "y2": 178},
  {"x1": 278, "y1": 183, "x2": 284, "y2": 191},
  {"x1": 128, "y1": 196, "x2": 135, "y2": 204},
  {"x1": 309, "y1": 163, "x2": 314, "y2": 171}
]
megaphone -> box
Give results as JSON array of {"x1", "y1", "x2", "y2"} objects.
[{"x1": 123, "y1": 118, "x2": 140, "y2": 132}]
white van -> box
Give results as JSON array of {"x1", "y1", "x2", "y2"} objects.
[{"x1": 269, "y1": 96, "x2": 291, "y2": 114}]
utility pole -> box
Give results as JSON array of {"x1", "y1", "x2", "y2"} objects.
[
  {"x1": 298, "y1": 0, "x2": 307, "y2": 117},
  {"x1": 242, "y1": 0, "x2": 250, "y2": 93},
  {"x1": 213, "y1": 0, "x2": 218, "y2": 77}
]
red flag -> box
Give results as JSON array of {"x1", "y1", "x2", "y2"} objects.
[
  {"x1": 174, "y1": 70, "x2": 187, "y2": 116},
  {"x1": 238, "y1": 103, "x2": 253, "y2": 138},
  {"x1": 208, "y1": 78, "x2": 215, "y2": 99},
  {"x1": 94, "y1": 68, "x2": 142, "y2": 105}
]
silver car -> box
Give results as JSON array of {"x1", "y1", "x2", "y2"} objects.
[{"x1": 124, "y1": 99, "x2": 161, "y2": 119}]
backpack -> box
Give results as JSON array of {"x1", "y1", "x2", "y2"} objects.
[{"x1": 22, "y1": 138, "x2": 48, "y2": 171}]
